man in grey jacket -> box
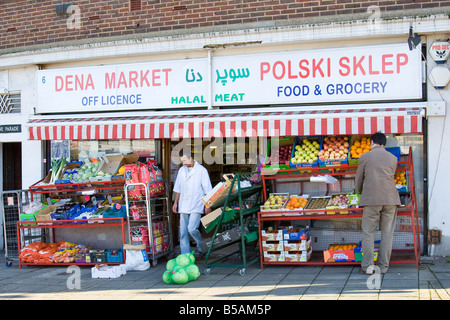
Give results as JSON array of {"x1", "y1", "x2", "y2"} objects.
[{"x1": 355, "y1": 132, "x2": 401, "y2": 274}]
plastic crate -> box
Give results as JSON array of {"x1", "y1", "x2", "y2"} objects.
[
  {"x1": 386, "y1": 147, "x2": 401, "y2": 161},
  {"x1": 106, "y1": 249, "x2": 124, "y2": 263},
  {"x1": 318, "y1": 135, "x2": 350, "y2": 167},
  {"x1": 90, "y1": 249, "x2": 107, "y2": 263},
  {"x1": 290, "y1": 136, "x2": 322, "y2": 168},
  {"x1": 263, "y1": 137, "x2": 294, "y2": 170}
]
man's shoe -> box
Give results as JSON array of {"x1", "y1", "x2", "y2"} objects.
[
  {"x1": 198, "y1": 251, "x2": 206, "y2": 258},
  {"x1": 359, "y1": 268, "x2": 374, "y2": 275}
]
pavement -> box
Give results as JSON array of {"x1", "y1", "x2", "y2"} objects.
[{"x1": 1, "y1": 249, "x2": 450, "y2": 303}]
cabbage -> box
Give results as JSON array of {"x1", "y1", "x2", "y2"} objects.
[
  {"x1": 172, "y1": 268, "x2": 189, "y2": 284},
  {"x1": 166, "y1": 258, "x2": 176, "y2": 270},
  {"x1": 175, "y1": 254, "x2": 191, "y2": 267},
  {"x1": 185, "y1": 264, "x2": 200, "y2": 281},
  {"x1": 186, "y1": 251, "x2": 195, "y2": 264},
  {"x1": 162, "y1": 270, "x2": 174, "y2": 284}
]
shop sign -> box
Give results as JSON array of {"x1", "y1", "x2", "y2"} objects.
[
  {"x1": 36, "y1": 58, "x2": 209, "y2": 113},
  {"x1": 0, "y1": 124, "x2": 21, "y2": 133},
  {"x1": 211, "y1": 43, "x2": 422, "y2": 107},
  {"x1": 36, "y1": 43, "x2": 422, "y2": 113}
]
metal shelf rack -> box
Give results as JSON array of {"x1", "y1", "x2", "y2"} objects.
[
  {"x1": 258, "y1": 147, "x2": 421, "y2": 269},
  {"x1": 203, "y1": 174, "x2": 263, "y2": 276},
  {"x1": 125, "y1": 181, "x2": 174, "y2": 267}
]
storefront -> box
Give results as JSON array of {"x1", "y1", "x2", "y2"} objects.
[{"x1": 11, "y1": 38, "x2": 428, "y2": 267}]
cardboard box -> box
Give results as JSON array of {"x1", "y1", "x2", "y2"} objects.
[
  {"x1": 283, "y1": 238, "x2": 311, "y2": 251},
  {"x1": 35, "y1": 205, "x2": 61, "y2": 225},
  {"x1": 283, "y1": 228, "x2": 310, "y2": 241},
  {"x1": 262, "y1": 241, "x2": 284, "y2": 252},
  {"x1": 98, "y1": 155, "x2": 123, "y2": 175},
  {"x1": 200, "y1": 208, "x2": 222, "y2": 228},
  {"x1": 91, "y1": 264, "x2": 127, "y2": 279},
  {"x1": 201, "y1": 174, "x2": 235, "y2": 208},
  {"x1": 263, "y1": 251, "x2": 285, "y2": 262},
  {"x1": 284, "y1": 250, "x2": 311, "y2": 262},
  {"x1": 261, "y1": 229, "x2": 283, "y2": 241},
  {"x1": 323, "y1": 249, "x2": 355, "y2": 262}
]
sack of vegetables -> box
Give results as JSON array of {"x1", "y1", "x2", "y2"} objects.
[{"x1": 163, "y1": 251, "x2": 201, "y2": 284}]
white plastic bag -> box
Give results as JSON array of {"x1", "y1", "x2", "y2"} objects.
[{"x1": 124, "y1": 244, "x2": 150, "y2": 271}]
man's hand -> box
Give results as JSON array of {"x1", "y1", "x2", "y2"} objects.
[
  {"x1": 172, "y1": 202, "x2": 178, "y2": 213},
  {"x1": 205, "y1": 207, "x2": 211, "y2": 214}
]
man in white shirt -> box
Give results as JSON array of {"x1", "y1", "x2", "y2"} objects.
[{"x1": 172, "y1": 152, "x2": 212, "y2": 257}]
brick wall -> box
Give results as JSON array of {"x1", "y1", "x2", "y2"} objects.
[{"x1": 1, "y1": 0, "x2": 450, "y2": 52}]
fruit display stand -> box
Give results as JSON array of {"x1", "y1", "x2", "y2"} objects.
[
  {"x1": 125, "y1": 181, "x2": 174, "y2": 267},
  {"x1": 19, "y1": 177, "x2": 130, "y2": 268},
  {"x1": 203, "y1": 174, "x2": 263, "y2": 276},
  {"x1": 258, "y1": 147, "x2": 421, "y2": 269}
]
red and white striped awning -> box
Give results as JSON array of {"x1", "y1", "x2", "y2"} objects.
[{"x1": 27, "y1": 105, "x2": 425, "y2": 141}]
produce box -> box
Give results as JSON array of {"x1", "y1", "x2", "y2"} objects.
[
  {"x1": 55, "y1": 161, "x2": 83, "y2": 184},
  {"x1": 35, "y1": 205, "x2": 61, "y2": 225},
  {"x1": 19, "y1": 211, "x2": 42, "y2": 226},
  {"x1": 98, "y1": 154, "x2": 123, "y2": 176},
  {"x1": 323, "y1": 243, "x2": 358, "y2": 262},
  {"x1": 260, "y1": 193, "x2": 289, "y2": 211},
  {"x1": 262, "y1": 241, "x2": 284, "y2": 252},
  {"x1": 290, "y1": 136, "x2": 322, "y2": 168},
  {"x1": 284, "y1": 250, "x2": 311, "y2": 262},
  {"x1": 304, "y1": 196, "x2": 330, "y2": 214},
  {"x1": 283, "y1": 238, "x2": 311, "y2": 251},
  {"x1": 261, "y1": 229, "x2": 283, "y2": 241},
  {"x1": 282, "y1": 227, "x2": 310, "y2": 241},
  {"x1": 200, "y1": 207, "x2": 222, "y2": 228},
  {"x1": 318, "y1": 135, "x2": 350, "y2": 167},
  {"x1": 106, "y1": 249, "x2": 124, "y2": 263},
  {"x1": 120, "y1": 153, "x2": 140, "y2": 169},
  {"x1": 326, "y1": 193, "x2": 350, "y2": 214},
  {"x1": 284, "y1": 194, "x2": 309, "y2": 211},
  {"x1": 263, "y1": 252, "x2": 285, "y2": 262},
  {"x1": 263, "y1": 137, "x2": 294, "y2": 170},
  {"x1": 348, "y1": 135, "x2": 371, "y2": 165},
  {"x1": 202, "y1": 174, "x2": 236, "y2": 208},
  {"x1": 90, "y1": 249, "x2": 107, "y2": 263}
]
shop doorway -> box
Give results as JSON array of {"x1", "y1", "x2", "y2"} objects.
[{"x1": 2, "y1": 142, "x2": 22, "y2": 191}]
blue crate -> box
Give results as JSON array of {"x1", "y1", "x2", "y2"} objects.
[
  {"x1": 106, "y1": 249, "x2": 124, "y2": 263},
  {"x1": 290, "y1": 136, "x2": 323, "y2": 168},
  {"x1": 386, "y1": 147, "x2": 401, "y2": 161}
]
